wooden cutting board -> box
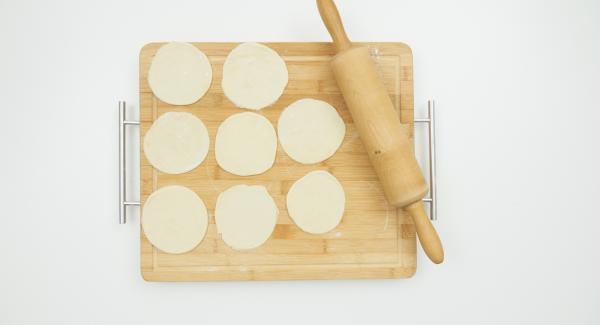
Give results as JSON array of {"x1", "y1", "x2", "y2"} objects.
[{"x1": 139, "y1": 42, "x2": 416, "y2": 281}]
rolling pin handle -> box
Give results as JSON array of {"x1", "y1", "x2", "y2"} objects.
[
  {"x1": 405, "y1": 201, "x2": 444, "y2": 264},
  {"x1": 317, "y1": 0, "x2": 352, "y2": 52},
  {"x1": 119, "y1": 101, "x2": 140, "y2": 224}
]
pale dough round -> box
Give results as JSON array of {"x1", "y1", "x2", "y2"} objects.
[
  {"x1": 215, "y1": 112, "x2": 277, "y2": 176},
  {"x1": 144, "y1": 112, "x2": 209, "y2": 174},
  {"x1": 148, "y1": 42, "x2": 212, "y2": 105},
  {"x1": 221, "y1": 42, "x2": 288, "y2": 110},
  {"x1": 142, "y1": 185, "x2": 209, "y2": 254},
  {"x1": 215, "y1": 185, "x2": 279, "y2": 250},
  {"x1": 278, "y1": 98, "x2": 346, "y2": 164},
  {"x1": 286, "y1": 171, "x2": 345, "y2": 234}
]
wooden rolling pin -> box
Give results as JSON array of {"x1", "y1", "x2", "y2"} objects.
[{"x1": 317, "y1": 0, "x2": 444, "y2": 263}]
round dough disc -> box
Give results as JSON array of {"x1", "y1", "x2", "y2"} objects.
[
  {"x1": 144, "y1": 112, "x2": 209, "y2": 174},
  {"x1": 286, "y1": 170, "x2": 345, "y2": 234},
  {"x1": 142, "y1": 185, "x2": 209, "y2": 254},
  {"x1": 215, "y1": 112, "x2": 277, "y2": 176},
  {"x1": 278, "y1": 98, "x2": 346, "y2": 164},
  {"x1": 215, "y1": 185, "x2": 279, "y2": 250},
  {"x1": 148, "y1": 42, "x2": 212, "y2": 105},
  {"x1": 221, "y1": 42, "x2": 288, "y2": 110}
]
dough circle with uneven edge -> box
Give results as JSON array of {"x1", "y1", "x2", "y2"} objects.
[
  {"x1": 215, "y1": 112, "x2": 277, "y2": 176},
  {"x1": 286, "y1": 170, "x2": 346, "y2": 234},
  {"x1": 278, "y1": 98, "x2": 346, "y2": 164},
  {"x1": 148, "y1": 42, "x2": 212, "y2": 105},
  {"x1": 144, "y1": 112, "x2": 209, "y2": 174},
  {"x1": 142, "y1": 185, "x2": 209, "y2": 254},
  {"x1": 221, "y1": 42, "x2": 288, "y2": 110},
  {"x1": 215, "y1": 185, "x2": 279, "y2": 250}
]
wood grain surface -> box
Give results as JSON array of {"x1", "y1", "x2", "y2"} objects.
[{"x1": 139, "y1": 42, "x2": 416, "y2": 281}]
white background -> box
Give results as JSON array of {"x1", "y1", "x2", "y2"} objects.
[{"x1": 1, "y1": 0, "x2": 599, "y2": 324}]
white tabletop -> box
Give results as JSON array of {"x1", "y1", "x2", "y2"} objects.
[{"x1": 1, "y1": 0, "x2": 599, "y2": 324}]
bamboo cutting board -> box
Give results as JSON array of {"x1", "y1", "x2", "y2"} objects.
[{"x1": 139, "y1": 42, "x2": 416, "y2": 281}]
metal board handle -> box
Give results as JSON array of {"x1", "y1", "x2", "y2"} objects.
[
  {"x1": 119, "y1": 101, "x2": 140, "y2": 224},
  {"x1": 415, "y1": 100, "x2": 438, "y2": 220}
]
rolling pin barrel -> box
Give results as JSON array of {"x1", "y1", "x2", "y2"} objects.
[
  {"x1": 317, "y1": 0, "x2": 444, "y2": 264},
  {"x1": 332, "y1": 47, "x2": 429, "y2": 207}
]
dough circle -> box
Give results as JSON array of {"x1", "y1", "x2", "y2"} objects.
[
  {"x1": 142, "y1": 185, "x2": 209, "y2": 254},
  {"x1": 215, "y1": 112, "x2": 277, "y2": 176},
  {"x1": 221, "y1": 42, "x2": 288, "y2": 110},
  {"x1": 215, "y1": 185, "x2": 279, "y2": 250},
  {"x1": 286, "y1": 170, "x2": 345, "y2": 234},
  {"x1": 278, "y1": 98, "x2": 346, "y2": 164},
  {"x1": 144, "y1": 112, "x2": 209, "y2": 174},
  {"x1": 148, "y1": 42, "x2": 212, "y2": 105}
]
